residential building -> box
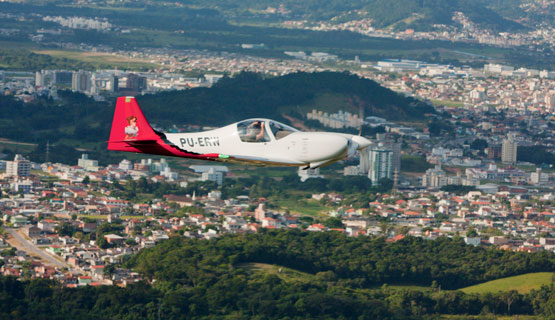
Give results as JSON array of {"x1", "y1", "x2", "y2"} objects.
[
  {"x1": 422, "y1": 165, "x2": 448, "y2": 188},
  {"x1": 72, "y1": 71, "x2": 91, "y2": 93},
  {"x1": 78, "y1": 154, "x2": 99, "y2": 171},
  {"x1": 368, "y1": 148, "x2": 393, "y2": 185},
  {"x1": 502, "y1": 133, "x2": 518, "y2": 164},
  {"x1": 201, "y1": 168, "x2": 223, "y2": 185},
  {"x1": 5, "y1": 154, "x2": 31, "y2": 177}
]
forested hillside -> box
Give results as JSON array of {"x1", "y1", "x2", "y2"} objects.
[
  {"x1": 1, "y1": 231, "x2": 554, "y2": 319},
  {"x1": 128, "y1": 230, "x2": 553, "y2": 289},
  {"x1": 24, "y1": 0, "x2": 531, "y2": 31},
  {"x1": 170, "y1": 0, "x2": 528, "y2": 31},
  {"x1": 138, "y1": 71, "x2": 435, "y2": 127}
]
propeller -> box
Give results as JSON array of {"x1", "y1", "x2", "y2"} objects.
[
  {"x1": 357, "y1": 105, "x2": 374, "y2": 174},
  {"x1": 338, "y1": 106, "x2": 372, "y2": 174},
  {"x1": 358, "y1": 105, "x2": 364, "y2": 136},
  {"x1": 359, "y1": 146, "x2": 370, "y2": 174}
]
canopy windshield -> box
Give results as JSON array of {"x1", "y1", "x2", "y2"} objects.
[{"x1": 237, "y1": 119, "x2": 298, "y2": 143}]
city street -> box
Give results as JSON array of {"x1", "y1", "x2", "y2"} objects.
[{"x1": 6, "y1": 228, "x2": 68, "y2": 269}]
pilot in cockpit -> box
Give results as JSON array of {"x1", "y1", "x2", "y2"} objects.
[{"x1": 246, "y1": 121, "x2": 265, "y2": 142}]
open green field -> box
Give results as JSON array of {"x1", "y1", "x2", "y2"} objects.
[
  {"x1": 438, "y1": 316, "x2": 540, "y2": 320},
  {"x1": 33, "y1": 50, "x2": 162, "y2": 71},
  {"x1": 271, "y1": 198, "x2": 329, "y2": 216},
  {"x1": 78, "y1": 215, "x2": 149, "y2": 220},
  {"x1": 461, "y1": 272, "x2": 553, "y2": 294},
  {"x1": 239, "y1": 263, "x2": 554, "y2": 296},
  {"x1": 237, "y1": 262, "x2": 315, "y2": 283},
  {"x1": 0, "y1": 139, "x2": 36, "y2": 153},
  {"x1": 239, "y1": 263, "x2": 434, "y2": 292},
  {"x1": 401, "y1": 154, "x2": 434, "y2": 173},
  {"x1": 432, "y1": 99, "x2": 466, "y2": 108}
]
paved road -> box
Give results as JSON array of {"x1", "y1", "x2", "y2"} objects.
[{"x1": 7, "y1": 229, "x2": 68, "y2": 269}]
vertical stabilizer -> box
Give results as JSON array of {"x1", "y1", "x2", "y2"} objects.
[{"x1": 108, "y1": 96, "x2": 160, "y2": 151}]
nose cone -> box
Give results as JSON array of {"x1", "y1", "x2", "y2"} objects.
[
  {"x1": 352, "y1": 135, "x2": 372, "y2": 150},
  {"x1": 298, "y1": 134, "x2": 349, "y2": 162}
]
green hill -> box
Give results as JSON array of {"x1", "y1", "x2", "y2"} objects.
[
  {"x1": 170, "y1": 0, "x2": 527, "y2": 32},
  {"x1": 1, "y1": 231, "x2": 555, "y2": 318},
  {"x1": 7, "y1": 0, "x2": 536, "y2": 33},
  {"x1": 127, "y1": 231, "x2": 555, "y2": 290},
  {"x1": 461, "y1": 272, "x2": 554, "y2": 294},
  {"x1": 138, "y1": 71, "x2": 436, "y2": 127}
]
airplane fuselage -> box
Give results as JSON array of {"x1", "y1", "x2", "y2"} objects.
[
  {"x1": 163, "y1": 121, "x2": 353, "y2": 167},
  {"x1": 108, "y1": 97, "x2": 371, "y2": 168}
]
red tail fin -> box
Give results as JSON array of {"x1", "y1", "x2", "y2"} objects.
[{"x1": 108, "y1": 97, "x2": 160, "y2": 151}]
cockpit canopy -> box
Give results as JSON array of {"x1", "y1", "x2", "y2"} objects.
[{"x1": 237, "y1": 119, "x2": 298, "y2": 143}]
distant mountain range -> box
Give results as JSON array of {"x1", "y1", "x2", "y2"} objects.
[
  {"x1": 20, "y1": 0, "x2": 551, "y2": 32},
  {"x1": 169, "y1": 0, "x2": 541, "y2": 32}
]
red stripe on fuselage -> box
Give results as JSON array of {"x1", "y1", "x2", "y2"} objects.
[{"x1": 109, "y1": 139, "x2": 220, "y2": 161}]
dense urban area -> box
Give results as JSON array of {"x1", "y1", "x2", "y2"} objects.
[
  {"x1": 0, "y1": 0, "x2": 554, "y2": 318},
  {"x1": 1, "y1": 44, "x2": 553, "y2": 288}
]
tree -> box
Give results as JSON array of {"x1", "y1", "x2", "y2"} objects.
[
  {"x1": 503, "y1": 290, "x2": 519, "y2": 315},
  {"x1": 103, "y1": 263, "x2": 116, "y2": 277},
  {"x1": 323, "y1": 217, "x2": 343, "y2": 228},
  {"x1": 470, "y1": 138, "x2": 488, "y2": 151},
  {"x1": 399, "y1": 226, "x2": 411, "y2": 235},
  {"x1": 96, "y1": 236, "x2": 111, "y2": 249},
  {"x1": 73, "y1": 231, "x2": 84, "y2": 241},
  {"x1": 466, "y1": 228, "x2": 478, "y2": 237},
  {"x1": 428, "y1": 120, "x2": 441, "y2": 136},
  {"x1": 55, "y1": 222, "x2": 75, "y2": 237},
  {"x1": 377, "y1": 178, "x2": 393, "y2": 191}
]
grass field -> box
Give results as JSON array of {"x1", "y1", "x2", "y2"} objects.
[
  {"x1": 271, "y1": 198, "x2": 329, "y2": 216},
  {"x1": 438, "y1": 316, "x2": 539, "y2": 320},
  {"x1": 79, "y1": 215, "x2": 149, "y2": 220},
  {"x1": 33, "y1": 50, "x2": 161, "y2": 71},
  {"x1": 239, "y1": 263, "x2": 434, "y2": 292},
  {"x1": 432, "y1": 99, "x2": 466, "y2": 108},
  {"x1": 460, "y1": 272, "x2": 553, "y2": 294},
  {"x1": 237, "y1": 262, "x2": 315, "y2": 283},
  {"x1": 239, "y1": 264, "x2": 554, "y2": 303},
  {"x1": 0, "y1": 139, "x2": 36, "y2": 153}
]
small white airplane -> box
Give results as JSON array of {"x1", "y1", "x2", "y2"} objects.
[{"x1": 108, "y1": 96, "x2": 371, "y2": 168}]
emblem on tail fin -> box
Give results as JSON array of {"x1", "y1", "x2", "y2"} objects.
[{"x1": 124, "y1": 115, "x2": 139, "y2": 140}]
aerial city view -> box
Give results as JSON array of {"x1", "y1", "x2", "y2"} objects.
[{"x1": 0, "y1": 0, "x2": 554, "y2": 318}]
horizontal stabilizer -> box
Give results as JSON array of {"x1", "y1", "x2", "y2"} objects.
[{"x1": 108, "y1": 140, "x2": 158, "y2": 145}]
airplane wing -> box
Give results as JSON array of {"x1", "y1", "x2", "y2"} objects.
[{"x1": 214, "y1": 154, "x2": 303, "y2": 167}]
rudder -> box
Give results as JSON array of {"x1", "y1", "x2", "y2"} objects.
[{"x1": 108, "y1": 96, "x2": 159, "y2": 151}]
